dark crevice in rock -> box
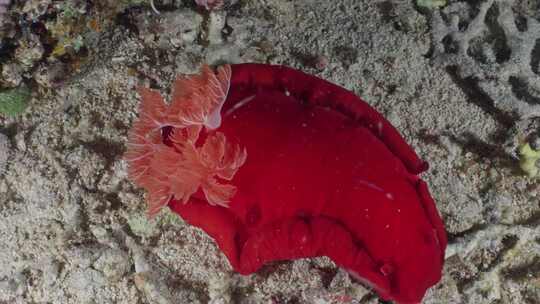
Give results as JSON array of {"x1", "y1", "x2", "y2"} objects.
[
  {"x1": 476, "y1": 234, "x2": 519, "y2": 273},
  {"x1": 446, "y1": 223, "x2": 489, "y2": 244},
  {"x1": 514, "y1": 14, "x2": 528, "y2": 32},
  {"x1": 167, "y1": 275, "x2": 211, "y2": 304},
  {"x1": 0, "y1": 37, "x2": 18, "y2": 63},
  {"x1": 115, "y1": 8, "x2": 142, "y2": 36},
  {"x1": 91, "y1": 189, "x2": 127, "y2": 216},
  {"x1": 417, "y1": 128, "x2": 442, "y2": 146},
  {"x1": 442, "y1": 34, "x2": 459, "y2": 54},
  {"x1": 231, "y1": 286, "x2": 256, "y2": 303},
  {"x1": 467, "y1": 36, "x2": 490, "y2": 64},
  {"x1": 450, "y1": 131, "x2": 516, "y2": 169},
  {"x1": 509, "y1": 76, "x2": 540, "y2": 105},
  {"x1": 502, "y1": 256, "x2": 540, "y2": 281},
  {"x1": 0, "y1": 123, "x2": 19, "y2": 141},
  {"x1": 446, "y1": 66, "x2": 517, "y2": 127},
  {"x1": 77, "y1": 137, "x2": 125, "y2": 190},
  {"x1": 531, "y1": 38, "x2": 540, "y2": 75},
  {"x1": 80, "y1": 137, "x2": 125, "y2": 168},
  {"x1": 465, "y1": 0, "x2": 482, "y2": 20},
  {"x1": 514, "y1": 209, "x2": 540, "y2": 227},
  {"x1": 312, "y1": 264, "x2": 338, "y2": 289},
  {"x1": 376, "y1": 1, "x2": 396, "y2": 24},
  {"x1": 485, "y1": 2, "x2": 512, "y2": 64},
  {"x1": 333, "y1": 45, "x2": 358, "y2": 68},
  {"x1": 104, "y1": 192, "x2": 123, "y2": 211}
]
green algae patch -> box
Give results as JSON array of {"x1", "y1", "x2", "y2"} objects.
[
  {"x1": 518, "y1": 143, "x2": 540, "y2": 178},
  {"x1": 0, "y1": 87, "x2": 31, "y2": 117}
]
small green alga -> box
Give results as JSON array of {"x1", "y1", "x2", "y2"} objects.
[{"x1": 518, "y1": 143, "x2": 540, "y2": 178}]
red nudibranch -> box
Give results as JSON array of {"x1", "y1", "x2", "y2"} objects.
[{"x1": 125, "y1": 63, "x2": 447, "y2": 303}]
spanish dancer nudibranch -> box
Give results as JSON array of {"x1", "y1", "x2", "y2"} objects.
[{"x1": 125, "y1": 63, "x2": 447, "y2": 304}]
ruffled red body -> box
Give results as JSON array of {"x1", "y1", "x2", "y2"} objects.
[{"x1": 128, "y1": 64, "x2": 447, "y2": 304}]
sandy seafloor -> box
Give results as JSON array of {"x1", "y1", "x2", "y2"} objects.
[{"x1": 0, "y1": 0, "x2": 539, "y2": 303}]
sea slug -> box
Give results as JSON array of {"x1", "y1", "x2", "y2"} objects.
[{"x1": 125, "y1": 63, "x2": 447, "y2": 303}]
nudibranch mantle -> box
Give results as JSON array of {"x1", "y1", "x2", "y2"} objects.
[{"x1": 125, "y1": 63, "x2": 447, "y2": 304}]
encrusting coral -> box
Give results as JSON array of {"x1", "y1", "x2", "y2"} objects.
[{"x1": 430, "y1": 0, "x2": 540, "y2": 119}]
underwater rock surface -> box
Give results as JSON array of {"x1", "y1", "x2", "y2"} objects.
[{"x1": 0, "y1": 1, "x2": 538, "y2": 303}]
